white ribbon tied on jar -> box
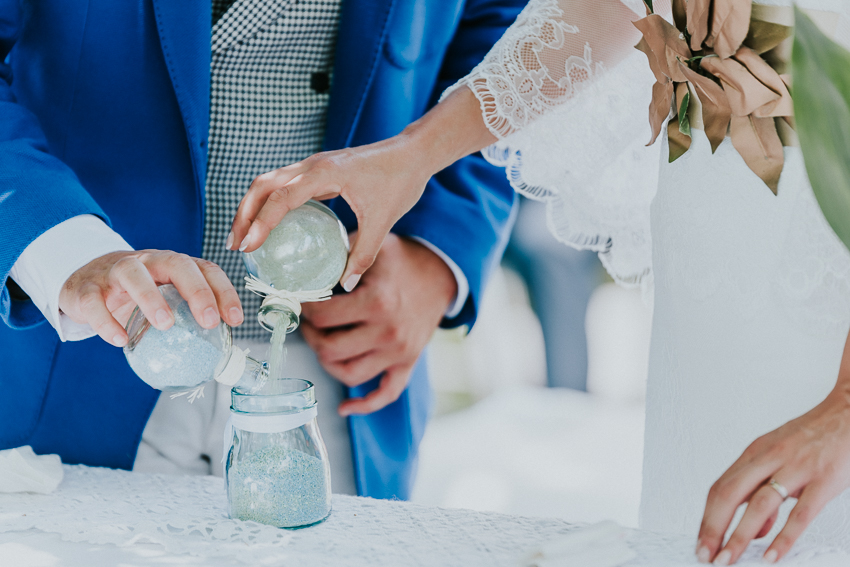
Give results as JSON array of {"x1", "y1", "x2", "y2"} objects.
[
  {"x1": 244, "y1": 275, "x2": 333, "y2": 319},
  {"x1": 221, "y1": 399, "x2": 318, "y2": 467}
]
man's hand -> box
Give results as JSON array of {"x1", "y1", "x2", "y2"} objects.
[
  {"x1": 300, "y1": 233, "x2": 458, "y2": 416},
  {"x1": 59, "y1": 250, "x2": 243, "y2": 347}
]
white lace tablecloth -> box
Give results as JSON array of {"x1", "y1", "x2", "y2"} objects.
[{"x1": 0, "y1": 465, "x2": 848, "y2": 566}]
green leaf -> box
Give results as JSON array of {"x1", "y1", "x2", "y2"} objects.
[
  {"x1": 643, "y1": 0, "x2": 653, "y2": 15},
  {"x1": 668, "y1": 117, "x2": 691, "y2": 162},
  {"x1": 678, "y1": 90, "x2": 691, "y2": 137},
  {"x1": 792, "y1": 8, "x2": 850, "y2": 252}
]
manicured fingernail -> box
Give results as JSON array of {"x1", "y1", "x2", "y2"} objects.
[
  {"x1": 155, "y1": 309, "x2": 172, "y2": 328},
  {"x1": 342, "y1": 274, "x2": 361, "y2": 292},
  {"x1": 225, "y1": 231, "x2": 234, "y2": 250},
  {"x1": 203, "y1": 307, "x2": 219, "y2": 328},
  {"x1": 697, "y1": 546, "x2": 711, "y2": 564},
  {"x1": 229, "y1": 307, "x2": 243, "y2": 325},
  {"x1": 714, "y1": 550, "x2": 731, "y2": 566},
  {"x1": 239, "y1": 233, "x2": 252, "y2": 252},
  {"x1": 113, "y1": 334, "x2": 127, "y2": 347},
  {"x1": 763, "y1": 550, "x2": 778, "y2": 564}
]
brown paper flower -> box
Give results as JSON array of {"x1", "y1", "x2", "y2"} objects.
[{"x1": 635, "y1": 0, "x2": 793, "y2": 194}]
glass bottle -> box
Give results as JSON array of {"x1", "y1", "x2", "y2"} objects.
[
  {"x1": 243, "y1": 200, "x2": 349, "y2": 333},
  {"x1": 123, "y1": 285, "x2": 266, "y2": 395},
  {"x1": 225, "y1": 378, "x2": 332, "y2": 528}
]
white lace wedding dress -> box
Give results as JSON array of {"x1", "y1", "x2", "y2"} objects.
[{"x1": 448, "y1": 0, "x2": 850, "y2": 551}]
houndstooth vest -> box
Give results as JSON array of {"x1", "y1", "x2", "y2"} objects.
[{"x1": 204, "y1": 0, "x2": 342, "y2": 339}]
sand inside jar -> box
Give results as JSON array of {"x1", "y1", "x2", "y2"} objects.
[{"x1": 228, "y1": 445, "x2": 330, "y2": 528}]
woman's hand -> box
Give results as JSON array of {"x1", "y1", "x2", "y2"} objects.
[
  {"x1": 697, "y1": 331, "x2": 850, "y2": 565},
  {"x1": 227, "y1": 87, "x2": 496, "y2": 291},
  {"x1": 59, "y1": 250, "x2": 243, "y2": 347},
  {"x1": 228, "y1": 139, "x2": 433, "y2": 292}
]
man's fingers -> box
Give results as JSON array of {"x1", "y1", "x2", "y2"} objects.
[
  {"x1": 229, "y1": 166, "x2": 305, "y2": 250},
  {"x1": 111, "y1": 298, "x2": 140, "y2": 328},
  {"x1": 340, "y1": 223, "x2": 387, "y2": 291},
  {"x1": 764, "y1": 483, "x2": 831, "y2": 563},
  {"x1": 111, "y1": 256, "x2": 174, "y2": 331},
  {"x1": 194, "y1": 258, "x2": 243, "y2": 327},
  {"x1": 144, "y1": 253, "x2": 220, "y2": 329},
  {"x1": 78, "y1": 285, "x2": 129, "y2": 347},
  {"x1": 301, "y1": 290, "x2": 369, "y2": 329},
  {"x1": 323, "y1": 348, "x2": 402, "y2": 388},
  {"x1": 301, "y1": 321, "x2": 382, "y2": 366},
  {"x1": 337, "y1": 362, "x2": 415, "y2": 417}
]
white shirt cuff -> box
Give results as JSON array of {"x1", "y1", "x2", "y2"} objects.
[
  {"x1": 409, "y1": 237, "x2": 469, "y2": 319},
  {"x1": 8, "y1": 215, "x2": 134, "y2": 342}
]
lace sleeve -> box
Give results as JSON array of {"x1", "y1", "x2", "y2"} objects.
[
  {"x1": 450, "y1": 0, "x2": 657, "y2": 137},
  {"x1": 444, "y1": 0, "x2": 673, "y2": 298}
]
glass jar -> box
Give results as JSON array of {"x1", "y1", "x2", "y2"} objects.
[
  {"x1": 225, "y1": 379, "x2": 332, "y2": 528},
  {"x1": 123, "y1": 285, "x2": 266, "y2": 395},
  {"x1": 243, "y1": 200, "x2": 349, "y2": 333}
]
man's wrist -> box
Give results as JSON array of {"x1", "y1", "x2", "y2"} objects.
[
  {"x1": 10, "y1": 215, "x2": 133, "y2": 341},
  {"x1": 407, "y1": 237, "x2": 468, "y2": 319}
]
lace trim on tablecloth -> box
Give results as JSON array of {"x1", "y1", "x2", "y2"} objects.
[
  {"x1": 1, "y1": 465, "x2": 849, "y2": 565},
  {"x1": 0, "y1": 465, "x2": 291, "y2": 563}
]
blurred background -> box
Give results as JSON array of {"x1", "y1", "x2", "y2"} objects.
[{"x1": 411, "y1": 197, "x2": 653, "y2": 528}]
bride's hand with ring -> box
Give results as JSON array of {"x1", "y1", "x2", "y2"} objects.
[
  {"x1": 696, "y1": 330, "x2": 850, "y2": 564},
  {"x1": 227, "y1": 88, "x2": 496, "y2": 291}
]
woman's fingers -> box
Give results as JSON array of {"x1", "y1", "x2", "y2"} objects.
[
  {"x1": 241, "y1": 172, "x2": 340, "y2": 253},
  {"x1": 77, "y1": 284, "x2": 130, "y2": 347},
  {"x1": 341, "y1": 222, "x2": 387, "y2": 291},
  {"x1": 229, "y1": 165, "x2": 305, "y2": 250},
  {"x1": 697, "y1": 456, "x2": 779, "y2": 562},
  {"x1": 756, "y1": 509, "x2": 779, "y2": 540},
  {"x1": 713, "y1": 478, "x2": 799, "y2": 565},
  {"x1": 764, "y1": 483, "x2": 832, "y2": 563},
  {"x1": 111, "y1": 255, "x2": 175, "y2": 331}
]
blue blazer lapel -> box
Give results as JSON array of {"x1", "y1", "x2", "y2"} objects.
[
  {"x1": 151, "y1": 0, "x2": 212, "y2": 191},
  {"x1": 324, "y1": 0, "x2": 397, "y2": 150}
]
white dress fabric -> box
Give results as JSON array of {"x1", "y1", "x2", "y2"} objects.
[{"x1": 452, "y1": 0, "x2": 850, "y2": 549}]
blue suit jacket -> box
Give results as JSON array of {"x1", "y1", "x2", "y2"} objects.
[{"x1": 0, "y1": 0, "x2": 523, "y2": 499}]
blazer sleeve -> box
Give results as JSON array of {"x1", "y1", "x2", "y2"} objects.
[
  {"x1": 391, "y1": 0, "x2": 527, "y2": 330},
  {"x1": 0, "y1": 1, "x2": 108, "y2": 329}
]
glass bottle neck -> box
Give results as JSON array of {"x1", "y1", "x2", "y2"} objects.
[
  {"x1": 227, "y1": 356, "x2": 268, "y2": 394},
  {"x1": 257, "y1": 304, "x2": 299, "y2": 333}
]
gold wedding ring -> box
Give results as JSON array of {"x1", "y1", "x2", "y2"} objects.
[{"x1": 768, "y1": 479, "x2": 790, "y2": 500}]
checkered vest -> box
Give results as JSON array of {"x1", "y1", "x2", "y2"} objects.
[{"x1": 204, "y1": 0, "x2": 342, "y2": 339}]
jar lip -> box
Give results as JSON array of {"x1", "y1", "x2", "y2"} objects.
[
  {"x1": 230, "y1": 379, "x2": 316, "y2": 413},
  {"x1": 230, "y1": 401, "x2": 317, "y2": 417}
]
